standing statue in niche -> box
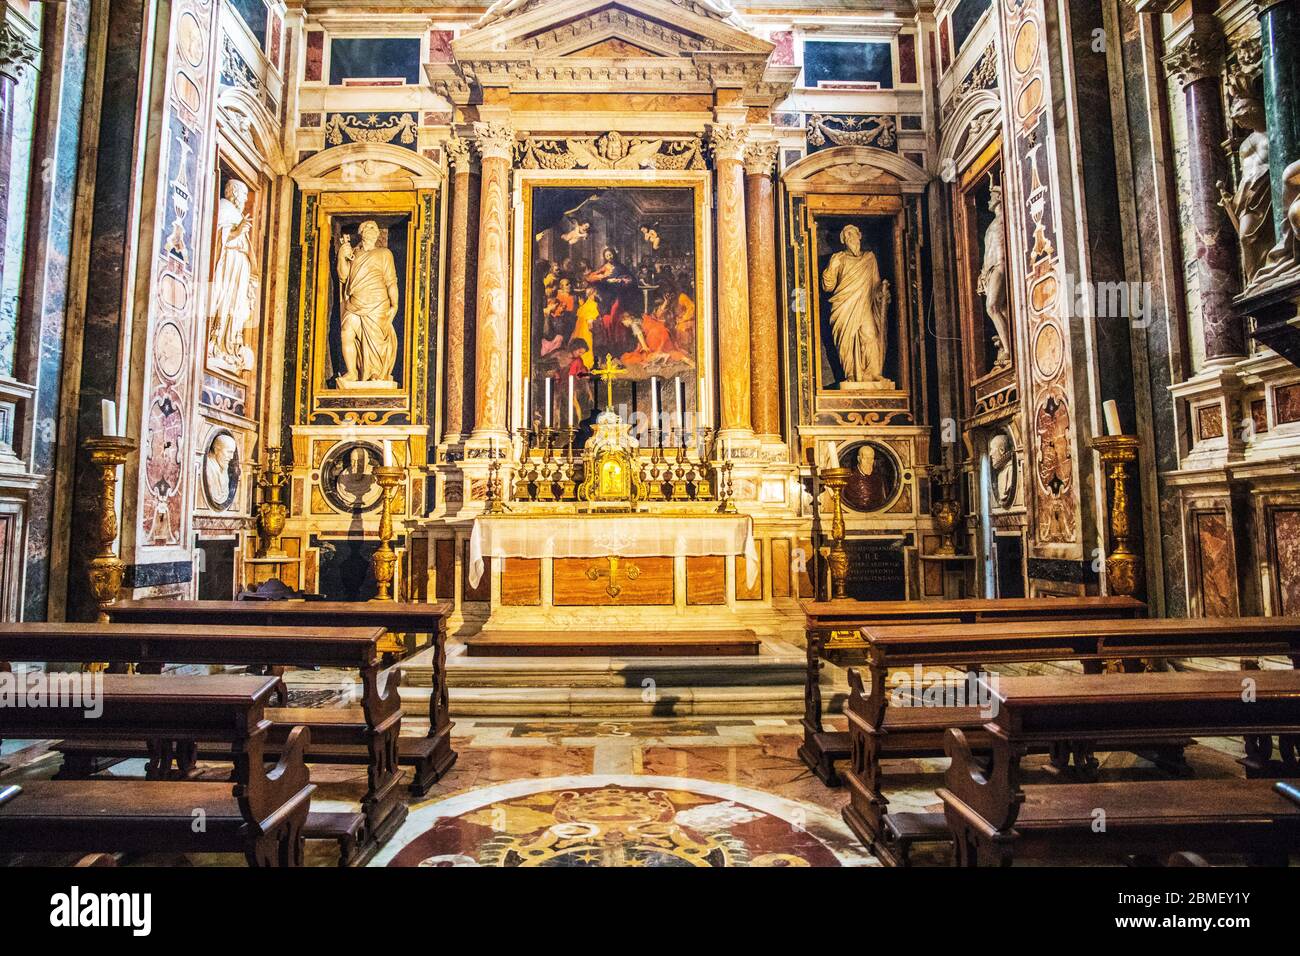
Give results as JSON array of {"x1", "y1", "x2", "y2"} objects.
[
  {"x1": 821, "y1": 224, "x2": 892, "y2": 388},
  {"x1": 977, "y1": 186, "x2": 1012, "y2": 368},
  {"x1": 1218, "y1": 72, "x2": 1275, "y2": 286},
  {"x1": 207, "y1": 179, "x2": 257, "y2": 373},
  {"x1": 336, "y1": 220, "x2": 399, "y2": 388},
  {"x1": 988, "y1": 431, "x2": 1017, "y2": 509}
]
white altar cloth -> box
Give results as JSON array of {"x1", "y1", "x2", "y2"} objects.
[{"x1": 468, "y1": 514, "x2": 759, "y2": 590}]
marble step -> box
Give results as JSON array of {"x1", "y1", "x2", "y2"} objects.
[
  {"x1": 410, "y1": 644, "x2": 807, "y2": 689},
  {"x1": 398, "y1": 683, "x2": 806, "y2": 718}
]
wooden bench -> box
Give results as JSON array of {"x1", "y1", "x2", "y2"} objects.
[
  {"x1": 103, "y1": 599, "x2": 455, "y2": 794},
  {"x1": 798, "y1": 596, "x2": 1147, "y2": 786},
  {"x1": 938, "y1": 670, "x2": 1300, "y2": 866},
  {"x1": 843, "y1": 615, "x2": 1300, "y2": 864},
  {"x1": 0, "y1": 674, "x2": 313, "y2": 866},
  {"x1": 0, "y1": 623, "x2": 403, "y2": 864}
]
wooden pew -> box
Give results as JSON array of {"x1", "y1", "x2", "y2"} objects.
[
  {"x1": 938, "y1": 670, "x2": 1300, "y2": 866},
  {"x1": 798, "y1": 596, "x2": 1146, "y2": 785},
  {"x1": 843, "y1": 615, "x2": 1300, "y2": 864},
  {"x1": 0, "y1": 623, "x2": 403, "y2": 863},
  {"x1": 104, "y1": 599, "x2": 455, "y2": 794},
  {"x1": 0, "y1": 674, "x2": 313, "y2": 866}
]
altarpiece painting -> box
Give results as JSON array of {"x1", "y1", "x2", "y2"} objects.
[{"x1": 524, "y1": 183, "x2": 704, "y2": 443}]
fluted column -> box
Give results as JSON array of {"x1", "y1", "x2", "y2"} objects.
[
  {"x1": 709, "y1": 124, "x2": 753, "y2": 439},
  {"x1": 1164, "y1": 16, "x2": 1244, "y2": 362},
  {"x1": 744, "y1": 139, "x2": 781, "y2": 442},
  {"x1": 442, "y1": 135, "x2": 474, "y2": 445},
  {"x1": 470, "y1": 120, "x2": 514, "y2": 439}
]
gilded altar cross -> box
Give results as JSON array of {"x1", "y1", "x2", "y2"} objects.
[{"x1": 592, "y1": 354, "x2": 624, "y2": 409}]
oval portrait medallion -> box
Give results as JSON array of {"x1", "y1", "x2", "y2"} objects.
[
  {"x1": 840, "y1": 441, "x2": 901, "y2": 514},
  {"x1": 321, "y1": 442, "x2": 384, "y2": 513}
]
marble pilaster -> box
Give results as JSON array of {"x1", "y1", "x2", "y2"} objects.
[
  {"x1": 443, "y1": 135, "x2": 475, "y2": 446},
  {"x1": 1165, "y1": 16, "x2": 1245, "y2": 363},
  {"x1": 709, "y1": 123, "x2": 753, "y2": 441},
  {"x1": 744, "y1": 139, "x2": 781, "y2": 444},
  {"x1": 470, "y1": 120, "x2": 514, "y2": 442}
]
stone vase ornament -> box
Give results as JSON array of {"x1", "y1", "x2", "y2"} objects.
[{"x1": 929, "y1": 465, "x2": 962, "y2": 555}]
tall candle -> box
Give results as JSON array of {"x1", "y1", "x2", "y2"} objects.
[
  {"x1": 827, "y1": 442, "x2": 840, "y2": 469},
  {"x1": 650, "y1": 376, "x2": 660, "y2": 435},
  {"x1": 1103, "y1": 400, "x2": 1122, "y2": 437},
  {"x1": 523, "y1": 377, "x2": 530, "y2": 426},
  {"x1": 674, "y1": 377, "x2": 684, "y2": 436},
  {"x1": 544, "y1": 377, "x2": 552, "y2": 428},
  {"x1": 383, "y1": 440, "x2": 394, "y2": 467},
  {"x1": 568, "y1": 375, "x2": 575, "y2": 428},
  {"x1": 101, "y1": 399, "x2": 116, "y2": 438}
]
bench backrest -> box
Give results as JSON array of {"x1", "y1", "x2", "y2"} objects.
[
  {"x1": 0, "y1": 623, "x2": 387, "y2": 670},
  {"x1": 107, "y1": 599, "x2": 452, "y2": 632}
]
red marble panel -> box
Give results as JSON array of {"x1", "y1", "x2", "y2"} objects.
[
  {"x1": 305, "y1": 30, "x2": 324, "y2": 82},
  {"x1": 1274, "y1": 383, "x2": 1300, "y2": 424},
  {"x1": 898, "y1": 32, "x2": 917, "y2": 84},
  {"x1": 1271, "y1": 509, "x2": 1300, "y2": 616},
  {"x1": 1195, "y1": 511, "x2": 1235, "y2": 617}
]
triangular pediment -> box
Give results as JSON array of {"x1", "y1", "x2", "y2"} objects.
[{"x1": 454, "y1": 0, "x2": 773, "y2": 60}]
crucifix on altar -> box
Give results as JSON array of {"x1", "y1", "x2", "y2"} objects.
[{"x1": 592, "y1": 353, "x2": 624, "y2": 414}]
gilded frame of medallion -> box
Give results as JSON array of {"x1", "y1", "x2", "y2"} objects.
[
  {"x1": 516, "y1": 170, "x2": 715, "y2": 433},
  {"x1": 295, "y1": 189, "x2": 437, "y2": 428},
  {"x1": 802, "y1": 193, "x2": 915, "y2": 404}
]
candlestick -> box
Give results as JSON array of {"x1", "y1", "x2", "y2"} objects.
[
  {"x1": 101, "y1": 399, "x2": 116, "y2": 438},
  {"x1": 371, "y1": 464, "x2": 405, "y2": 601},
  {"x1": 675, "y1": 377, "x2": 684, "y2": 435},
  {"x1": 1103, "y1": 400, "x2": 1122, "y2": 437},
  {"x1": 84, "y1": 434, "x2": 138, "y2": 625}
]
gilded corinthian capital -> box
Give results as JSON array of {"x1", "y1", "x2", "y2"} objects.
[
  {"x1": 473, "y1": 121, "x2": 516, "y2": 162},
  {"x1": 744, "y1": 140, "x2": 780, "y2": 177},
  {"x1": 1163, "y1": 16, "x2": 1226, "y2": 88},
  {"x1": 707, "y1": 124, "x2": 749, "y2": 164}
]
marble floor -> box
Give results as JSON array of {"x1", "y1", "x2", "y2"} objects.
[{"x1": 0, "y1": 657, "x2": 1286, "y2": 867}]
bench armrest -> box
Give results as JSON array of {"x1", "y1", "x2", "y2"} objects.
[{"x1": 234, "y1": 725, "x2": 315, "y2": 835}]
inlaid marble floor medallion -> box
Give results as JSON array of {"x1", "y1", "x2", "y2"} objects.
[{"x1": 374, "y1": 775, "x2": 875, "y2": 868}]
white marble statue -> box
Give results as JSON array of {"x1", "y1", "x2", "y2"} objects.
[
  {"x1": 203, "y1": 432, "x2": 237, "y2": 509},
  {"x1": 977, "y1": 186, "x2": 1012, "y2": 367},
  {"x1": 207, "y1": 179, "x2": 256, "y2": 373},
  {"x1": 821, "y1": 223, "x2": 891, "y2": 387},
  {"x1": 1253, "y1": 159, "x2": 1300, "y2": 288},
  {"x1": 336, "y1": 220, "x2": 399, "y2": 388},
  {"x1": 1219, "y1": 74, "x2": 1275, "y2": 286},
  {"x1": 988, "y1": 431, "x2": 1016, "y2": 509}
]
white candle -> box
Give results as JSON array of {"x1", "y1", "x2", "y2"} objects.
[
  {"x1": 827, "y1": 442, "x2": 840, "y2": 469},
  {"x1": 1103, "y1": 400, "x2": 1122, "y2": 437},
  {"x1": 650, "y1": 376, "x2": 660, "y2": 435},
  {"x1": 101, "y1": 399, "x2": 116, "y2": 438},
  {"x1": 383, "y1": 440, "x2": 394, "y2": 467},
  {"x1": 674, "y1": 377, "x2": 684, "y2": 436},
  {"x1": 523, "y1": 377, "x2": 530, "y2": 426},
  {"x1": 544, "y1": 377, "x2": 552, "y2": 428},
  {"x1": 568, "y1": 375, "x2": 575, "y2": 428}
]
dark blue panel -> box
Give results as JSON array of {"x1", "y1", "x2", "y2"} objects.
[
  {"x1": 228, "y1": 0, "x2": 268, "y2": 49},
  {"x1": 329, "y1": 37, "x2": 422, "y2": 85},
  {"x1": 803, "y1": 40, "x2": 893, "y2": 89},
  {"x1": 951, "y1": 0, "x2": 993, "y2": 54}
]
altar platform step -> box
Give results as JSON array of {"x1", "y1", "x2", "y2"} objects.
[
  {"x1": 398, "y1": 637, "x2": 808, "y2": 716},
  {"x1": 463, "y1": 629, "x2": 760, "y2": 658}
]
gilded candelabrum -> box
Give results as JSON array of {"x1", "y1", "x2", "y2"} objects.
[
  {"x1": 371, "y1": 465, "x2": 405, "y2": 601},
  {"x1": 820, "y1": 466, "x2": 851, "y2": 599},
  {"x1": 484, "y1": 455, "x2": 509, "y2": 515},
  {"x1": 929, "y1": 465, "x2": 961, "y2": 555},
  {"x1": 255, "y1": 446, "x2": 289, "y2": 558},
  {"x1": 1090, "y1": 435, "x2": 1142, "y2": 597},
  {"x1": 84, "y1": 435, "x2": 137, "y2": 624}
]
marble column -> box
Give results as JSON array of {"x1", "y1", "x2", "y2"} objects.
[
  {"x1": 1165, "y1": 16, "x2": 1244, "y2": 362},
  {"x1": 1259, "y1": 0, "x2": 1300, "y2": 238},
  {"x1": 470, "y1": 120, "x2": 514, "y2": 440},
  {"x1": 442, "y1": 134, "x2": 474, "y2": 445},
  {"x1": 709, "y1": 124, "x2": 753, "y2": 440},
  {"x1": 744, "y1": 139, "x2": 781, "y2": 442},
  {"x1": 0, "y1": 20, "x2": 38, "y2": 298}
]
